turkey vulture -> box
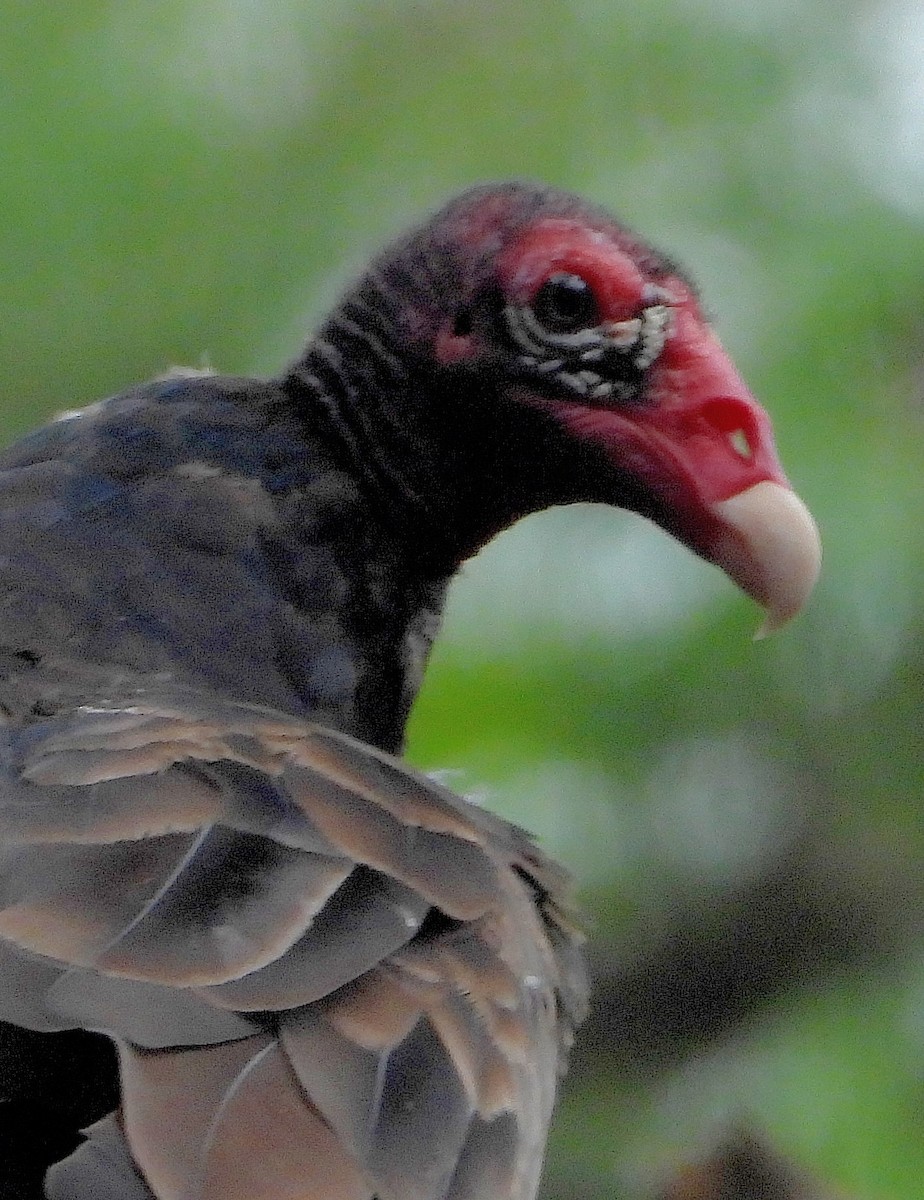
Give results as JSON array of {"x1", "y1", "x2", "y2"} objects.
[{"x1": 0, "y1": 182, "x2": 819, "y2": 1199}]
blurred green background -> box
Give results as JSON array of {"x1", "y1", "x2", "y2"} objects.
[{"x1": 3, "y1": 1, "x2": 923, "y2": 1195}]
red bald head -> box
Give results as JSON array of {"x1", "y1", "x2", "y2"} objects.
[{"x1": 325, "y1": 182, "x2": 820, "y2": 628}]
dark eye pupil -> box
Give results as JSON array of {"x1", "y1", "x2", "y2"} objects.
[{"x1": 532, "y1": 273, "x2": 597, "y2": 333}]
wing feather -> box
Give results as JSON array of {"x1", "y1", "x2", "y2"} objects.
[
  {"x1": 46, "y1": 970, "x2": 258, "y2": 1046},
  {"x1": 200, "y1": 867, "x2": 429, "y2": 1011},
  {"x1": 0, "y1": 832, "x2": 200, "y2": 963},
  {"x1": 94, "y1": 826, "x2": 352, "y2": 986},
  {"x1": 199, "y1": 1041, "x2": 372, "y2": 1200},
  {"x1": 0, "y1": 690, "x2": 586, "y2": 1200}
]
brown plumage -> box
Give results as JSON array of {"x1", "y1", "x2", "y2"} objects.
[{"x1": 7, "y1": 693, "x2": 581, "y2": 1200}]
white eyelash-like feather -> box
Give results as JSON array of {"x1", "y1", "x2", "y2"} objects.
[{"x1": 505, "y1": 297, "x2": 674, "y2": 381}]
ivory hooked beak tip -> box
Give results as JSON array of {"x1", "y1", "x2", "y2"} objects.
[{"x1": 711, "y1": 481, "x2": 821, "y2": 636}]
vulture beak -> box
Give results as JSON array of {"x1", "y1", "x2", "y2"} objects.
[
  {"x1": 643, "y1": 313, "x2": 821, "y2": 635},
  {"x1": 711, "y1": 482, "x2": 820, "y2": 638},
  {"x1": 630, "y1": 313, "x2": 820, "y2": 634},
  {"x1": 552, "y1": 312, "x2": 821, "y2": 633}
]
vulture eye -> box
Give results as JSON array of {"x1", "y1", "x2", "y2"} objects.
[{"x1": 532, "y1": 273, "x2": 598, "y2": 334}]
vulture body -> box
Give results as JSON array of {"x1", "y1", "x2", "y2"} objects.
[{"x1": 0, "y1": 183, "x2": 819, "y2": 1199}]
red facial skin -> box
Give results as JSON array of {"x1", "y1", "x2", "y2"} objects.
[{"x1": 494, "y1": 217, "x2": 793, "y2": 559}]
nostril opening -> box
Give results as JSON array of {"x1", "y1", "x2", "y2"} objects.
[{"x1": 699, "y1": 398, "x2": 758, "y2": 458}]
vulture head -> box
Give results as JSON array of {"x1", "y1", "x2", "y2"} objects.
[{"x1": 303, "y1": 181, "x2": 820, "y2": 632}]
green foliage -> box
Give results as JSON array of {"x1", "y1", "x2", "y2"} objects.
[{"x1": 4, "y1": 1, "x2": 924, "y2": 1194}]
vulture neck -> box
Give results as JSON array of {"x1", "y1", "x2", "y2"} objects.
[{"x1": 283, "y1": 330, "x2": 578, "y2": 580}]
